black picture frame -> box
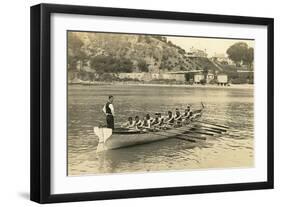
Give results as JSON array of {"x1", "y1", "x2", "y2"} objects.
[{"x1": 30, "y1": 3, "x2": 274, "y2": 204}]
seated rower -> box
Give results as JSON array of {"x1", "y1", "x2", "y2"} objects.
[
  {"x1": 151, "y1": 113, "x2": 164, "y2": 128},
  {"x1": 174, "y1": 108, "x2": 182, "y2": 121},
  {"x1": 139, "y1": 116, "x2": 151, "y2": 130},
  {"x1": 186, "y1": 105, "x2": 193, "y2": 119},
  {"x1": 188, "y1": 111, "x2": 195, "y2": 120},
  {"x1": 189, "y1": 111, "x2": 201, "y2": 120},
  {"x1": 164, "y1": 111, "x2": 175, "y2": 126},
  {"x1": 182, "y1": 109, "x2": 190, "y2": 118},
  {"x1": 174, "y1": 108, "x2": 183, "y2": 126},
  {"x1": 182, "y1": 109, "x2": 192, "y2": 124},
  {"x1": 182, "y1": 108, "x2": 191, "y2": 122},
  {"x1": 121, "y1": 117, "x2": 135, "y2": 128},
  {"x1": 134, "y1": 116, "x2": 142, "y2": 129},
  {"x1": 146, "y1": 113, "x2": 154, "y2": 123}
]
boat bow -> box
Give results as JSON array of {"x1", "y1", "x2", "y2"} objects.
[{"x1": 94, "y1": 127, "x2": 112, "y2": 152}]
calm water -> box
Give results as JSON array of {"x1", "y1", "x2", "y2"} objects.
[{"x1": 67, "y1": 84, "x2": 254, "y2": 175}]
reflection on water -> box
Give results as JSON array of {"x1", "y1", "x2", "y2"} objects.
[{"x1": 67, "y1": 85, "x2": 254, "y2": 175}]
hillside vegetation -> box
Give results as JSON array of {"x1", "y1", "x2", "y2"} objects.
[
  {"x1": 68, "y1": 32, "x2": 216, "y2": 74},
  {"x1": 68, "y1": 32, "x2": 254, "y2": 84}
]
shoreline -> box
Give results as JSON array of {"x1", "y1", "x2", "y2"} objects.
[{"x1": 68, "y1": 81, "x2": 254, "y2": 89}]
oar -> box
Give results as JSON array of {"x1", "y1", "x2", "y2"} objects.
[
  {"x1": 180, "y1": 134, "x2": 206, "y2": 140},
  {"x1": 166, "y1": 127, "x2": 209, "y2": 139},
  {"x1": 196, "y1": 128, "x2": 222, "y2": 134},
  {"x1": 151, "y1": 131, "x2": 199, "y2": 142},
  {"x1": 164, "y1": 126, "x2": 211, "y2": 139},
  {"x1": 191, "y1": 126, "x2": 225, "y2": 134},
  {"x1": 195, "y1": 120, "x2": 230, "y2": 129},
  {"x1": 174, "y1": 136, "x2": 197, "y2": 142},
  {"x1": 153, "y1": 128, "x2": 207, "y2": 140},
  {"x1": 195, "y1": 123, "x2": 228, "y2": 131},
  {"x1": 200, "y1": 121, "x2": 229, "y2": 129},
  {"x1": 185, "y1": 130, "x2": 215, "y2": 136},
  {"x1": 173, "y1": 134, "x2": 207, "y2": 143},
  {"x1": 198, "y1": 128, "x2": 223, "y2": 134},
  {"x1": 151, "y1": 129, "x2": 207, "y2": 141},
  {"x1": 194, "y1": 124, "x2": 227, "y2": 132}
]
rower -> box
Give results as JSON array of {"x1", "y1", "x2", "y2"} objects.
[
  {"x1": 139, "y1": 116, "x2": 151, "y2": 130},
  {"x1": 174, "y1": 108, "x2": 182, "y2": 121},
  {"x1": 146, "y1": 114, "x2": 154, "y2": 123},
  {"x1": 134, "y1": 116, "x2": 142, "y2": 128},
  {"x1": 121, "y1": 117, "x2": 135, "y2": 128},
  {"x1": 182, "y1": 109, "x2": 192, "y2": 124},
  {"x1": 189, "y1": 111, "x2": 194, "y2": 120},
  {"x1": 174, "y1": 108, "x2": 183, "y2": 126},
  {"x1": 189, "y1": 111, "x2": 201, "y2": 120},
  {"x1": 182, "y1": 109, "x2": 190, "y2": 118},
  {"x1": 150, "y1": 113, "x2": 158, "y2": 126},
  {"x1": 186, "y1": 105, "x2": 192, "y2": 119},
  {"x1": 162, "y1": 111, "x2": 174, "y2": 129},
  {"x1": 164, "y1": 111, "x2": 175, "y2": 125},
  {"x1": 151, "y1": 113, "x2": 164, "y2": 127},
  {"x1": 158, "y1": 113, "x2": 164, "y2": 126}
]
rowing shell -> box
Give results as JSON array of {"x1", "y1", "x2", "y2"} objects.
[{"x1": 94, "y1": 107, "x2": 204, "y2": 152}]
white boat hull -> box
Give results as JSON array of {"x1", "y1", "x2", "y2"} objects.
[{"x1": 94, "y1": 109, "x2": 203, "y2": 152}]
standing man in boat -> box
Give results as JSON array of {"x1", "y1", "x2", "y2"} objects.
[{"x1": 102, "y1": 95, "x2": 115, "y2": 130}]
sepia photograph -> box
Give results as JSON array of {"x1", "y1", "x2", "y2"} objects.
[{"x1": 67, "y1": 31, "x2": 255, "y2": 176}]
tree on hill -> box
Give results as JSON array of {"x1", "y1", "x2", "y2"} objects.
[
  {"x1": 178, "y1": 48, "x2": 186, "y2": 55},
  {"x1": 68, "y1": 33, "x2": 87, "y2": 71},
  {"x1": 244, "y1": 47, "x2": 254, "y2": 69},
  {"x1": 90, "y1": 55, "x2": 133, "y2": 74},
  {"x1": 226, "y1": 42, "x2": 254, "y2": 67},
  {"x1": 137, "y1": 60, "x2": 149, "y2": 72}
]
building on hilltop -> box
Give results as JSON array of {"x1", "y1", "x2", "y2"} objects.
[
  {"x1": 212, "y1": 53, "x2": 234, "y2": 65},
  {"x1": 186, "y1": 47, "x2": 208, "y2": 58}
]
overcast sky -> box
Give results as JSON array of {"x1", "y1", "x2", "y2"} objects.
[{"x1": 167, "y1": 36, "x2": 254, "y2": 57}]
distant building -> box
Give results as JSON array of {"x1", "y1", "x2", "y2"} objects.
[
  {"x1": 117, "y1": 71, "x2": 228, "y2": 85},
  {"x1": 161, "y1": 73, "x2": 186, "y2": 82},
  {"x1": 194, "y1": 73, "x2": 205, "y2": 84},
  {"x1": 151, "y1": 73, "x2": 160, "y2": 80},
  {"x1": 217, "y1": 74, "x2": 228, "y2": 85},
  {"x1": 118, "y1": 72, "x2": 144, "y2": 80},
  {"x1": 117, "y1": 72, "x2": 186, "y2": 82},
  {"x1": 206, "y1": 73, "x2": 215, "y2": 83}
]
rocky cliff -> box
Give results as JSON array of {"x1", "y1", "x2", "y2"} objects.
[{"x1": 68, "y1": 32, "x2": 205, "y2": 74}]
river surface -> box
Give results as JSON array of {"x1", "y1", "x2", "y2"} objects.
[{"x1": 67, "y1": 84, "x2": 254, "y2": 176}]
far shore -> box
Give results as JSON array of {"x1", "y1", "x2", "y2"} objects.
[{"x1": 68, "y1": 80, "x2": 254, "y2": 90}]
